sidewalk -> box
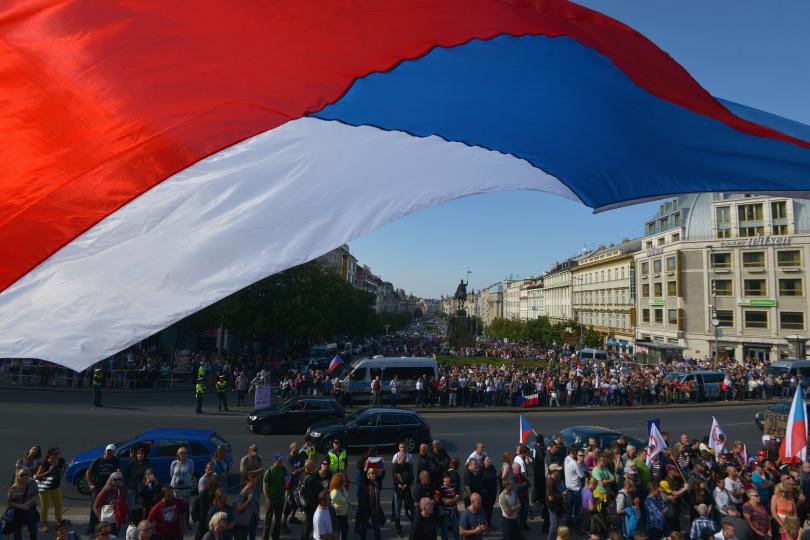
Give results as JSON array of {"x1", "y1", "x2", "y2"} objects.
[{"x1": 0, "y1": 382, "x2": 781, "y2": 411}]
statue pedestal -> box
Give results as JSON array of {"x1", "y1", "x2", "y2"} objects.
[{"x1": 448, "y1": 315, "x2": 475, "y2": 348}]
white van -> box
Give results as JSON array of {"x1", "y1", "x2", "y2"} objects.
[
  {"x1": 346, "y1": 357, "x2": 438, "y2": 399},
  {"x1": 580, "y1": 348, "x2": 608, "y2": 363}
]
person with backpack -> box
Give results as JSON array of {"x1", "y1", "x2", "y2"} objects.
[
  {"x1": 262, "y1": 454, "x2": 286, "y2": 540},
  {"x1": 389, "y1": 376, "x2": 401, "y2": 407},
  {"x1": 370, "y1": 376, "x2": 382, "y2": 406},
  {"x1": 300, "y1": 459, "x2": 331, "y2": 540},
  {"x1": 616, "y1": 478, "x2": 639, "y2": 538}
]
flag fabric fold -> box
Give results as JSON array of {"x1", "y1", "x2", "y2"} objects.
[
  {"x1": 516, "y1": 394, "x2": 540, "y2": 408},
  {"x1": 780, "y1": 386, "x2": 808, "y2": 462},
  {"x1": 328, "y1": 355, "x2": 343, "y2": 376},
  {"x1": 519, "y1": 415, "x2": 535, "y2": 444},
  {"x1": 708, "y1": 417, "x2": 727, "y2": 454},
  {"x1": 646, "y1": 422, "x2": 667, "y2": 466}
]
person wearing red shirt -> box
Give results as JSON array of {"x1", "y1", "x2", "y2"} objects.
[{"x1": 147, "y1": 487, "x2": 188, "y2": 540}]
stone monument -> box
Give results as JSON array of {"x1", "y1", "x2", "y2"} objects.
[{"x1": 448, "y1": 278, "x2": 476, "y2": 348}]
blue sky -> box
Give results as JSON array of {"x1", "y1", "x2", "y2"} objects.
[{"x1": 351, "y1": 0, "x2": 810, "y2": 299}]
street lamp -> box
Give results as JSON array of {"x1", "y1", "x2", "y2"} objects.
[
  {"x1": 574, "y1": 276, "x2": 585, "y2": 349},
  {"x1": 707, "y1": 245, "x2": 720, "y2": 361}
]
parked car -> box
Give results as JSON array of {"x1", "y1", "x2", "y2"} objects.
[
  {"x1": 546, "y1": 426, "x2": 645, "y2": 451},
  {"x1": 65, "y1": 429, "x2": 230, "y2": 495},
  {"x1": 247, "y1": 397, "x2": 345, "y2": 435},
  {"x1": 765, "y1": 359, "x2": 810, "y2": 386},
  {"x1": 305, "y1": 407, "x2": 431, "y2": 453},
  {"x1": 664, "y1": 370, "x2": 726, "y2": 400}
]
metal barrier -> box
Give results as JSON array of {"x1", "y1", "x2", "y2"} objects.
[{"x1": 0, "y1": 364, "x2": 194, "y2": 390}]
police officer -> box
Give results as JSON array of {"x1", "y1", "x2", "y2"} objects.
[
  {"x1": 327, "y1": 439, "x2": 347, "y2": 474},
  {"x1": 216, "y1": 374, "x2": 229, "y2": 412},
  {"x1": 195, "y1": 377, "x2": 205, "y2": 414},
  {"x1": 300, "y1": 436, "x2": 317, "y2": 462},
  {"x1": 92, "y1": 368, "x2": 104, "y2": 407}
]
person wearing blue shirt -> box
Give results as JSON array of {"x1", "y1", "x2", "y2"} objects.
[{"x1": 644, "y1": 482, "x2": 667, "y2": 540}]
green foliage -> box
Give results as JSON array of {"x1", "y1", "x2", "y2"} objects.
[
  {"x1": 485, "y1": 316, "x2": 604, "y2": 348},
  {"x1": 179, "y1": 261, "x2": 409, "y2": 347},
  {"x1": 436, "y1": 355, "x2": 547, "y2": 368}
]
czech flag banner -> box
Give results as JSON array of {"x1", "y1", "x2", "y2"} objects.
[
  {"x1": 519, "y1": 415, "x2": 536, "y2": 444},
  {"x1": 1, "y1": 1, "x2": 810, "y2": 371},
  {"x1": 327, "y1": 355, "x2": 343, "y2": 376},
  {"x1": 780, "y1": 386, "x2": 808, "y2": 462},
  {"x1": 366, "y1": 456, "x2": 384, "y2": 470},
  {"x1": 646, "y1": 422, "x2": 667, "y2": 466},
  {"x1": 516, "y1": 394, "x2": 540, "y2": 408}
]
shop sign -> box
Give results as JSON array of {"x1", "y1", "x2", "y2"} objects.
[
  {"x1": 720, "y1": 236, "x2": 790, "y2": 248},
  {"x1": 737, "y1": 298, "x2": 777, "y2": 307},
  {"x1": 649, "y1": 298, "x2": 664, "y2": 306}
]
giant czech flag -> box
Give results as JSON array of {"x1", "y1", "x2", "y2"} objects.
[
  {"x1": 781, "y1": 386, "x2": 808, "y2": 462},
  {"x1": 2, "y1": 1, "x2": 810, "y2": 371}
]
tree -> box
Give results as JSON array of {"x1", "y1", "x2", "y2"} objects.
[{"x1": 177, "y1": 261, "x2": 390, "y2": 350}]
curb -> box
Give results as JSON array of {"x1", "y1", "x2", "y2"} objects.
[{"x1": 0, "y1": 384, "x2": 782, "y2": 412}]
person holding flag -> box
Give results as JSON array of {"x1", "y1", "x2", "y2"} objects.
[{"x1": 780, "y1": 385, "x2": 808, "y2": 463}]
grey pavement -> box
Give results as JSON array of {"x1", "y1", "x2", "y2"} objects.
[{"x1": 0, "y1": 388, "x2": 769, "y2": 539}]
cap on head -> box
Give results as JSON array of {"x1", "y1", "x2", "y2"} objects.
[
  {"x1": 273, "y1": 452, "x2": 283, "y2": 461},
  {"x1": 105, "y1": 444, "x2": 116, "y2": 452}
]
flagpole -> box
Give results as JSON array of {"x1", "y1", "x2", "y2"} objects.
[{"x1": 663, "y1": 439, "x2": 689, "y2": 485}]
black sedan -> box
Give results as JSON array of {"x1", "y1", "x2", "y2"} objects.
[
  {"x1": 305, "y1": 407, "x2": 431, "y2": 453},
  {"x1": 546, "y1": 426, "x2": 645, "y2": 451},
  {"x1": 247, "y1": 397, "x2": 344, "y2": 435}
]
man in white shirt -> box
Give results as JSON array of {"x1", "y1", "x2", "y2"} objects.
[
  {"x1": 563, "y1": 446, "x2": 585, "y2": 529},
  {"x1": 467, "y1": 443, "x2": 487, "y2": 467},
  {"x1": 391, "y1": 440, "x2": 413, "y2": 465},
  {"x1": 723, "y1": 466, "x2": 744, "y2": 506},
  {"x1": 713, "y1": 522, "x2": 738, "y2": 540},
  {"x1": 312, "y1": 492, "x2": 334, "y2": 540},
  {"x1": 513, "y1": 445, "x2": 531, "y2": 474},
  {"x1": 712, "y1": 481, "x2": 731, "y2": 517}
]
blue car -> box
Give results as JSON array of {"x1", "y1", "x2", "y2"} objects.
[{"x1": 65, "y1": 428, "x2": 230, "y2": 495}]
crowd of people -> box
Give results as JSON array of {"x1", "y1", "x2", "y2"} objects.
[
  {"x1": 7, "y1": 426, "x2": 810, "y2": 540},
  {"x1": 2, "y1": 328, "x2": 801, "y2": 411},
  {"x1": 266, "y1": 349, "x2": 791, "y2": 410}
]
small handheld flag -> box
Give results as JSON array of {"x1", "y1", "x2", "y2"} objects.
[
  {"x1": 708, "y1": 416, "x2": 727, "y2": 454},
  {"x1": 519, "y1": 415, "x2": 535, "y2": 444},
  {"x1": 780, "y1": 385, "x2": 807, "y2": 462},
  {"x1": 327, "y1": 354, "x2": 343, "y2": 376},
  {"x1": 646, "y1": 422, "x2": 667, "y2": 466}
]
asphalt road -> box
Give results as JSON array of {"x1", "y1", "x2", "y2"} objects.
[{"x1": 0, "y1": 388, "x2": 770, "y2": 537}]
